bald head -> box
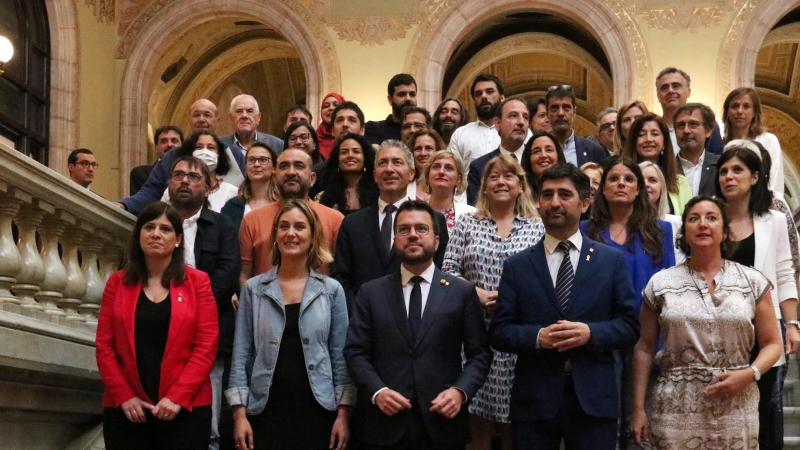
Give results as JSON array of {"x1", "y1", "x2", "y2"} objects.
[
  {"x1": 190, "y1": 99, "x2": 219, "y2": 133},
  {"x1": 274, "y1": 148, "x2": 316, "y2": 199}
]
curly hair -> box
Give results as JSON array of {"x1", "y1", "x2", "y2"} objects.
[
  {"x1": 318, "y1": 133, "x2": 379, "y2": 213},
  {"x1": 676, "y1": 196, "x2": 732, "y2": 258}
]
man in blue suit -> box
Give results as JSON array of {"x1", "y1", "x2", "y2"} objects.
[
  {"x1": 490, "y1": 163, "x2": 639, "y2": 450},
  {"x1": 546, "y1": 86, "x2": 607, "y2": 168}
]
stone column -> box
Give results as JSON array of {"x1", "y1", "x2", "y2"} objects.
[
  {"x1": 0, "y1": 189, "x2": 26, "y2": 305},
  {"x1": 58, "y1": 225, "x2": 87, "y2": 321},
  {"x1": 78, "y1": 229, "x2": 108, "y2": 324},
  {"x1": 12, "y1": 204, "x2": 47, "y2": 310},
  {"x1": 34, "y1": 211, "x2": 74, "y2": 316}
]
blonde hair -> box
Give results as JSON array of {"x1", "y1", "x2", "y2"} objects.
[
  {"x1": 639, "y1": 161, "x2": 669, "y2": 218},
  {"x1": 420, "y1": 150, "x2": 467, "y2": 196},
  {"x1": 474, "y1": 155, "x2": 539, "y2": 220},
  {"x1": 269, "y1": 200, "x2": 333, "y2": 270}
]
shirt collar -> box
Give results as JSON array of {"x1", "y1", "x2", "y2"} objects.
[
  {"x1": 499, "y1": 144, "x2": 525, "y2": 159},
  {"x1": 233, "y1": 131, "x2": 258, "y2": 148},
  {"x1": 476, "y1": 120, "x2": 496, "y2": 130},
  {"x1": 563, "y1": 130, "x2": 576, "y2": 147},
  {"x1": 401, "y1": 262, "x2": 436, "y2": 286},
  {"x1": 678, "y1": 150, "x2": 705, "y2": 169},
  {"x1": 378, "y1": 196, "x2": 409, "y2": 213},
  {"x1": 543, "y1": 229, "x2": 582, "y2": 255},
  {"x1": 183, "y1": 208, "x2": 202, "y2": 228}
]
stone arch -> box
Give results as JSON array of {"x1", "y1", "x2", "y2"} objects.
[
  {"x1": 405, "y1": 0, "x2": 648, "y2": 111},
  {"x1": 717, "y1": 0, "x2": 800, "y2": 106},
  {"x1": 44, "y1": 0, "x2": 79, "y2": 173},
  {"x1": 118, "y1": 0, "x2": 341, "y2": 194}
]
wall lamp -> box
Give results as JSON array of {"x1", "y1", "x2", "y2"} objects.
[{"x1": 0, "y1": 36, "x2": 13, "y2": 76}]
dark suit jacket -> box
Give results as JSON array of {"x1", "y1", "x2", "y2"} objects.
[
  {"x1": 129, "y1": 164, "x2": 153, "y2": 196},
  {"x1": 95, "y1": 268, "x2": 219, "y2": 409},
  {"x1": 332, "y1": 202, "x2": 449, "y2": 310},
  {"x1": 707, "y1": 123, "x2": 724, "y2": 155},
  {"x1": 676, "y1": 151, "x2": 720, "y2": 197},
  {"x1": 489, "y1": 235, "x2": 639, "y2": 421},
  {"x1": 574, "y1": 136, "x2": 608, "y2": 167},
  {"x1": 466, "y1": 149, "x2": 500, "y2": 205},
  {"x1": 194, "y1": 208, "x2": 240, "y2": 356},
  {"x1": 364, "y1": 115, "x2": 402, "y2": 146},
  {"x1": 344, "y1": 268, "x2": 492, "y2": 446}
]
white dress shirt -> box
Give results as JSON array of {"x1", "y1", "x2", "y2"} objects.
[
  {"x1": 377, "y1": 196, "x2": 409, "y2": 244},
  {"x1": 400, "y1": 262, "x2": 435, "y2": 317},
  {"x1": 499, "y1": 143, "x2": 525, "y2": 162},
  {"x1": 678, "y1": 150, "x2": 705, "y2": 196},
  {"x1": 182, "y1": 209, "x2": 202, "y2": 268},
  {"x1": 543, "y1": 231, "x2": 582, "y2": 286},
  {"x1": 447, "y1": 120, "x2": 501, "y2": 169},
  {"x1": 561, "y1": 130, "x2": 578, "y2": 166}
]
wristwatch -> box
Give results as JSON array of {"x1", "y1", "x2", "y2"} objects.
[
  {"x1": 751, "y1": 365, "x2": 761, "y2": 382},
  {"x1": 787, "y1": 320, "x2": 800, "y2": 330}
]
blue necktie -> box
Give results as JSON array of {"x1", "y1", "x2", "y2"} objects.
[
  {"x1": 408, "y1": 276, "x2": 423, "y2": 339},
  {"x1": 555, "y1": 241, "x2": 574, "y2": 313}
]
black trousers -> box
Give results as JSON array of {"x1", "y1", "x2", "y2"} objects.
[
  {"x1": 103, "y1": 406, "x2": 211, "y2": 450},
  {"x1": 364, "y1": 402, "x2": 464, "y2": 450},
  {"x1": 511, "y1": 374, "x2": 617, "y2": 450}
]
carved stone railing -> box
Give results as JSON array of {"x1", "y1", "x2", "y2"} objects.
[{"x1": 0, "y1": 142, "x2": 134, "y2": 449}]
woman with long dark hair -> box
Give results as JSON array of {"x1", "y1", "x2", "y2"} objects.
[
  {"x1": 96, "y1": 202, "x2": 218, "y2": 449},
  {"x1": 316, "y1": 133, "x2": 379, "y2": 215},
  {"x1": 520, "y1": 131, "x2": 566, "y2": 198}
]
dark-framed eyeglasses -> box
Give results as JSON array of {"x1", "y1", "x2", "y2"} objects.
[
  {"x1": 171, "y1": 171, "x2": 204, "y2": 183},
  {"x1": 288, "y1": 133, "x2": 312, "y2": 143},
  {"x1": 246, "y1": 156, "x2": 272, "y2": 165},
  {"x1": 396, "y1": 224, "x2": 431, "y2": 236},
  {"x1": 73, "y1": 160, "x2": 99, "y2": 169}
]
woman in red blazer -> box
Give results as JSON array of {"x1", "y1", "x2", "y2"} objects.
[{"x1": 96, "y1": 201, "x2": 218, "y2": 450}]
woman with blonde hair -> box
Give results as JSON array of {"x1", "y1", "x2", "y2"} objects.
[
  {"x1": 443, "y1": 155, "x2": 545, "y2": 450},
  {"x1": 420, "y1": 149, "x2": 475, "y2": 229},
  {"x1": 639, "y1": 161, "x2": 685, "y2": 264},
  {"x1": 221, "y1": 142, "x2": 279, "y2": 230},
  {"x1": 228, "y1": 200, "x2": 354, "y2": 450}
]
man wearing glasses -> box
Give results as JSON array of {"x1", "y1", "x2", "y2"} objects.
[
  {"x1": 67, "y1": 148, "x2": 98, "y2": 189},
  {"x1": 546, "y1": 85, "x2": 606, "y2": 167},
  {"x1": 595, "y1": 108, "x2": 617, "y2": 156},
  {"x1": 399, "y1": 106, "x2": 432, "y2": 145},
  {"x1": 345, "y1": 200, "x2": 491, "y2": 449}
]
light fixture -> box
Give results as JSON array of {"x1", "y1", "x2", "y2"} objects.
[{"x1": 0, "y1": 36, "x2": 14, "y2": 76}]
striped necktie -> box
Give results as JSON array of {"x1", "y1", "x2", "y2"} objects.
[{"x1": 555, "y1": 241, "x2": 574, "y2": 313}]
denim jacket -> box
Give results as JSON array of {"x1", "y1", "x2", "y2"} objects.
[{"x1": 225, "y1": 268, "x2": 355, "y2": 414}]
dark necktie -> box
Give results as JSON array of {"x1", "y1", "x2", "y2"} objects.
[
  {"x1": 509, "y1": 153, "x2": 518, "y2": 161},
  {"x1": 381, "y1": 204, "x2": 396, "y2": 256},
  {"x1": 408, "y1": 276, "x2": 423, "y2": 339},
  {"x1": 555, "y1": 241, "x2": 574, "y2": 313}
]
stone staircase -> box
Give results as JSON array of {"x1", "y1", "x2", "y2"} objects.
[{"x1": 786, "y1": 354, "x2": 800, "y2": 447}]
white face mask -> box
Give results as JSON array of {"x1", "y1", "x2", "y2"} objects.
[{"x1": 193, "y1": 149, "x2": 218, "y2": 172}]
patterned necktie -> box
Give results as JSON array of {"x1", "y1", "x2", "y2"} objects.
[
  {"x1": 381, "y1": 204, "x2": 396, "y2": 256},
  {"x1": 408, "y1": 276, "x2": 423, "y2": 339},
  {"x1": 555, "y1": 241, "x2": 574, "y2": 313}
]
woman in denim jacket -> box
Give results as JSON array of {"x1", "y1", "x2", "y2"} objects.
[{"x1": 226, "y1": 200, "x2": 355, "y2": 450}]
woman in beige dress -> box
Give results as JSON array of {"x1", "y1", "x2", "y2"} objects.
[{"x1": 630, "y1": 196, "x2": 782, "y2": 449}]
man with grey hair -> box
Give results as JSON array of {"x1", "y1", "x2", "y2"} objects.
[
  {"x1": 219, "y1": 94, "x2": 284, "y2": 156},
  {"x1": 656, "y1": 67, "x2": 724, "y2": 154},
  {"x1": 596, "y1": 107, "x2": 617, "y2": 155},
  {"x1": 333, "y1": 139, "x2": 450, "y2": 308}
]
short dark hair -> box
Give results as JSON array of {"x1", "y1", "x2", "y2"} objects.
[
  {"x1": 716, "y1": 145, "x2": 772, "y2": 216},
  {"x1": 123, "y1": 201, "x2": 186, "y2": 288},
  {"x1": 394, "y1": 200, "x2": 439, "y2": 236},
  {"x1": 676, "y1": 195, "x2": 731, "y2": 257},
  {"x1": 171, "y1": 155, "x2": 212, "y2": 189},
  {"x1": 537, "y1": 163, "x2": 591, "y2": 201},
  {"x1": 180, "y1": 130, "x2": 230, "y2": 176},
  {"x1": 332, "y1": 101, "x2": 365, "y2": 128},
  {"x1": 68, "y1": 148, "x2": 93, "y2": 164},
  {"x1": 545, "y1": 86, "x2": 576, "y2": 107},
  {"x1": 494, "y1": 96, "x2": 529, "y2": 120},
  {"x1": 284, "y1": 104, "x2": 313, "y2": 125},
  {"x1": 471, "y1": 74, "x2": 505, "y2": 97},
  {"x1": 400, "y1": 106, "x2": 432, "y2": 126},
  {"x1": 154, "y1": 125, "x2": 184, "y2": 144},
  {"x1": 528, "y1": 97, "x2": 547, "y2": 115},
  {"x1": 283, "y1": 121, "x2": 320, "y2": 162},
  {"x1": 388, "y1": 73, "x2": 417, "y2": 96},
  {"x1": 673, "y1": 103, "x2": 715, "y2": 131},
  {"x1": 656, "y1": 67, "x2": 691, "y2": 88}
]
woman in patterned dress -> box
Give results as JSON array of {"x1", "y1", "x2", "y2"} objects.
[
  {"x1": 420, "y1": 150, "x2": 475, "y2": 230},
  {"x1": 630, "y1": 196, "x2": 783, "y2": 449},
  {"x1": 443, "y1": 154, "x2": 544, "y2": 450}
]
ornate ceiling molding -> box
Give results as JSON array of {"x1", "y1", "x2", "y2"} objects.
[
  {"x1": 716, "y1": 0, "x2": 763, "y2": 108},
  {"x1": 85, "y1": 0, "x2": 116, "y2": 24},
  {"x1": 604, "y1": 0, "x2": 651, "y2": 104},
  {"x1": 637, "y1": 4, "x2": 726, "y2": 33}
]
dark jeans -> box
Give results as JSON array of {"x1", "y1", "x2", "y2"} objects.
[
  {"x1": 511, "y1": 374, "x2": 617, "y2": 450},
  {"x1": 103, "y1": 406, "x2": 211, "y2": 450}
]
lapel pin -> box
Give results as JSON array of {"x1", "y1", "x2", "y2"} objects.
[
  {"x1": 586, "y1": 255, "x2": 591, "y2": 261},
  {"x1": 589, "y1": 248, "x2": 594, "y2": 252},
  {"x1": 178, "y1": 293, "x2": 183, "y2": 303},
  {"x1": 440, "y1": 279, "x2": 449, "y2": 286}
]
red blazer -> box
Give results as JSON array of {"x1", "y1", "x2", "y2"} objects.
[{"x1": 95, "y1": 267, "x2": 218, "y2": 410}]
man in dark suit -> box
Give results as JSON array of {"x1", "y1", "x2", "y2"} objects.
[
  {"x1": 490, "y1": 163, "x2": 639, "y2": 450},
  {"x1": 674, "y1": 103, "x2": 720, "y2": 196},
  {"x1": 130, "y1": 125, "x2": 183, "y2": 195},
  {"x1": 345, "y1": 201, "x2": 492, "y2": 449},
  {"x1": 167, "y1": 155, "x2": 240, "y2": 450},
  {"x1": 546, "y1": 86, "x2": 607, "y2": 168},
  {"x1": 466, "y1": 96, "x2": 530, "y2": 205},
  {"x1": 333, "y1": 139, "x2": 449, "y2": 308}
]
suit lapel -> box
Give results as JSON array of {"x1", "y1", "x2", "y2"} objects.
[
  {"x1": 699, "y1": 155, "x2": 716, "y2": 194},
  {"x1": 415, "y1": 268, "x2": 448, "y2": 346},
  {"x1": 529, "y1": 243, "x2": 562, "y2": 318},
  {"x1": 385, "y1": 272, "x2": 414, "y2": 347},
  {"x1": 163, "y1": 279, "x2": 188, "y2": 362},
  {"x1": 365, "y1": 204, "x2": 389, "y2": 268},
  {"x1": 569, "y1": 238, "x2": 596, "y2": 314},
  {"x1": 753, "y1": 213, "x2": 769, "y2": 273},
  {"x1": 124, "y1": 281, "x2": 142, "y2": 359}
]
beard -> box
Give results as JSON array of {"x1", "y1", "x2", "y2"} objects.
[
  {"x1": 397, "y1": 242, "x2": 437, "y2": 266},
  {"x1": 169, "y1": 186, "x2": 205, "y2": 211}
]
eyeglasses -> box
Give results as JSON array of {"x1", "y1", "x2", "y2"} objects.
[
  {"x1": 675, "y1": 120, "x2": 703, "y2": 130},
  {"x1": 288, "y1": 133, "x2": 311, "y2": 143},
  {"x1": 599, "y1": 123, "x2": 615, "y2": 132},
  {"x1": 171, "y1": 171, "x2": 204, "y2": 183},
  {"x1": 396, "y1": 224, "x2": 431, "y2": 236},
  {"x1": 548, "y1": 85, "x2": 573, "y2": 92},
  {"x1": 402, "y1": 122, "x2": 427, "y2": 131},
  {"x1": 73, "y1": 161, "x2": 99, "y2": 169},
  {"x1": 246, "y1": 156, "x2": 272, "y2": 165}
]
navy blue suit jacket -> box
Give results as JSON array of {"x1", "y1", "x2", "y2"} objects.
[
  {"x1": 466, "y1": 149, "x2": 500, "y2": 205},
  {"x1": 489, "y1": 235, "x2": 639, "y2": 421},
  {"x1": 344, "y1": 268, "x2": 492, "y2": 446},
  {"x1": 574, "y1": 136, "x2": 607, "y2": 167}
]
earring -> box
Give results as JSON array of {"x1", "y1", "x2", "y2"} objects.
[{"x1": 175, "y1": 244, "x2": 179, "y2": 248}]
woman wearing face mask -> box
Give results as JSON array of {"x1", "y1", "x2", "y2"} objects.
[{"x1": 162, "y1": 131, "x2": 238, "y2": 213}]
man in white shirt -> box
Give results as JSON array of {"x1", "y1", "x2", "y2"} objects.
[
  {"x1": 674, "y1": 103, "x2": 719, "y2": 197},
  {"x1": 447, "y1": 74, "x2": 506, "y2": 167}
]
